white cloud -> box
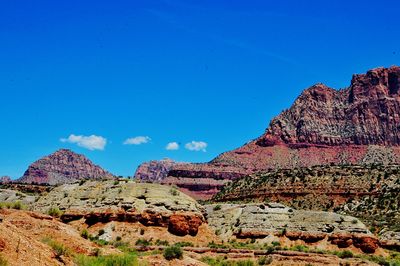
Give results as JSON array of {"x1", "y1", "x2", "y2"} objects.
[
  {"x1": 166, "y1": 142, "x2": 179, "y2": 150},
  {"x1": 185, "y1": 141, "x2": 207, "y2": 152},
  {"x1": 60, "y1": 134, "x2": 107, "y2": 151},
  {"x1": 123, "y1": 136, "x2": 151, "y2": 145}
]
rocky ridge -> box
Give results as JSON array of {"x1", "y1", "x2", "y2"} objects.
[
  {"x1": 206, "y1": 203, "x2": 380, "y2": 254},
  {"x1": 32, "y1": 180, "x2": 208, "y2": 238},
  {"x1": 134, "y1": 66, "x2": 400, "y2": 199},
  {"x1": 17, "y1": 149, "x2": 115, "y2": 185}
]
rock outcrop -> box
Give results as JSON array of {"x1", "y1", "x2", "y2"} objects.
[
  {"x1": 206, "y1": 203, "x2": 381, "y2": 254},
  {"x1": 134, "y1": 66, "x2": 400, "y2": 199},
  {"x1": 33, "y1": 181, "x2": 207, "y2": 238},
  {"x1": 17, "y1": 149, "x2": 115, "y2": 185},
  {"x1": 213, "y1": 164, "x2": 400, "y2": 232}
]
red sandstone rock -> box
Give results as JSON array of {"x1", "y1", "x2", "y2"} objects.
[{"x1": 168, "y1": 214, "x2": 203, "y2": 236}]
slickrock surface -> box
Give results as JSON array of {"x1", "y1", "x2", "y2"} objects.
[
  {"x1": 17, "y1": 149, "x2": 115, "y2": 185},
  {"x1": 206, "y1": 203, "x2": 380, "y2": 254},
  {"x1": 135, "y1": 66, "x2": 400, "y2": 199}
]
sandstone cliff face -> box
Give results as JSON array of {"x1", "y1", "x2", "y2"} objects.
[
  {"x1": 134, "y1": 66, "x2": 400, "y2": 199},
  {"x1": 257, "y1": 66, "x2": 400, "y2": 147},
  {"x1": 17, "y1": 149, "x2": 115, "y2": 185}
]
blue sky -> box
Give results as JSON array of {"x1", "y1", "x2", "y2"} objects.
[{"x1": 1, "y1": 0, "x2": 399, "y2": 178}]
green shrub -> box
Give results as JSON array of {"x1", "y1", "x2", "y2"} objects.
[
  {"x1": 292, "y1": 245, "x2": 309, "y2": 252},
  {"x1": 337, "y1": 250, "x2": 353, "y2": 259},
  {"x1": 155, "y1": 239, "x2": 169, "y2": 246},
  {"x1": 81, "y1": 229, "x2": 90, "y2": 239},
  {"x1": 47, "y1": 207, "x2": 63, "y2": 217},
  {"x1": 213, "y1": 204, "x2": 222, "y2": 211},
  {"x1": 271, "y1": 241, "x2": 281, "y2": 247},
  {"x1": 163, "y1": 245, "x2": 183, "y2": 260},
  {"x1": 98, "y1": 229, "x2": 105, "y2": 236}
]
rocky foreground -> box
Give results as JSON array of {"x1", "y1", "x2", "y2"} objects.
[{"x1": 0, "y1": 180, "x2": 398, "y2": 265}]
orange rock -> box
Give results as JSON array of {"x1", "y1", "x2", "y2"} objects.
[{"x1": 168, "y1": 214, "x2": 203, "y2": 236}]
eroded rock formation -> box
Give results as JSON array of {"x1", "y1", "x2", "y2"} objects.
[{"x1": 206, "y1": 203, "x2": 381, "y2": 254}]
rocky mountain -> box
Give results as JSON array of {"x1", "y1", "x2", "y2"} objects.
[
  {"x1": 17, "y1": 149, "x2": 115, "y2": 185},
  {"x1": 135, "y1": 66, "x2": 400, "y2": 199}
]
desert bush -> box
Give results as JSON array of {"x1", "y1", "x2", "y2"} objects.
[
  {"x1": 213, "y1": 204, "x2": 222, "y2": 211},
  {"x1": 135, "y1": 238, "x2": 152, "y2": 246},
  {"x1": 337, "y1": 250, "x2": 353, "y2": 259},
  {"x1": 80, "y1": 229, "x2": 90, "y2": 239},
  {"x1": 47, "y1": 207, "x2": 63, "y2": 217},
  {"x1": 0, "y1": 201, "x2": 26, "y2": 210},
  {"x1": 155, "y1": 239, "x2": 169, "y2": 246},
  {"x1": 163, "y1": 245, "x2": 183, "y2": 260}
]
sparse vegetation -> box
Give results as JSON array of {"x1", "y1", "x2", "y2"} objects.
[
  {"x1": 0, "y1": 201, "x2": 26, "y2": 210},
  {"x1": 201, "y1": 256, "x2": 255, "y2": 266},
  {"x1": 42, "y1": 237, "x2": 70, "y2": 259},
  {"x1": 74, "y1": 253, "x2": 138, "y2": 266},
  {"x1": 135, "y1": 238, "x2": 152, "y2": 246},
  {"x1": 163, "y1": 245, "x2": 183, "y2": 260}
]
